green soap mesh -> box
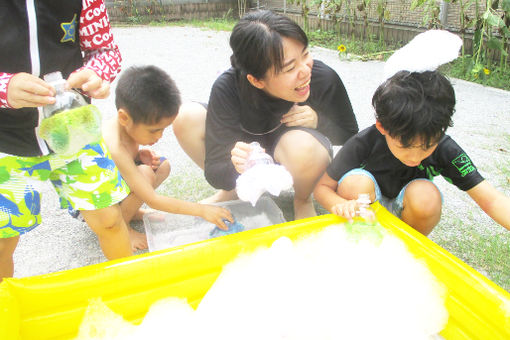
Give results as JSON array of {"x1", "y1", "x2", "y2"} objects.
[
  {"x1": 40, "y1": 104, "x2": 102, "y2": 155},
  {"x1": 344, "y1": 220, "x2": 386, "y2": 245}
]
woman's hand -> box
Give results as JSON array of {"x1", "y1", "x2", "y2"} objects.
[
  {"x1": 280, "y1": 104, "x2": 318, "y2": 129},
  {"x1": 231, "y1": 141, "x2": 258, "y2": 174},
  {"x1": 6, "y1": 72, "x2": 56, "y2": 108},
  {"x1": 66, "y1": 68, "x2": 110, "y2": 99}
]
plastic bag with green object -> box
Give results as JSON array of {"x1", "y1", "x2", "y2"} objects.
[
  {"x1": 39, "y1": 104, "x2": 102, "y2": 155},
  {"x1": 39, "y1": 71, "x2": 102, "y2": 155}
]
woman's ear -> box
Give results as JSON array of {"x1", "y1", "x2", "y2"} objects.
[
  {"x1": 246, "y1": 74, "x2": 265, "y2": 89},
  {"x1": 375, "y1": 120, "x2": 387, "y2": 135}
]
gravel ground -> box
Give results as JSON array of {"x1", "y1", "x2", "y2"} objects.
[{"x1": 12, "y1": 26, "x2": 510, "y2": 290}]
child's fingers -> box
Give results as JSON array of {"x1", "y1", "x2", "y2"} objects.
[
  {"x1": 221, "y1": 208, "x2": 233, "y2": 223},
  {"x1": 7, "y1": 73, "x2": 56, "y2": 108},
  {"x1": 332, "y1": 203, "x2": 356, "y2": 221},
  {"x1": 10, "y1": 94, "x2": 55, "y2": 108},
  {"x1": 88, "y1": 81, "x2": 110, "y2": 99},
  {"x1": 25, "y1": 80, "x2": 55, "y2": 97},
  {"x1": 215, "y1": 208, "x2": 233, "y2": 230},
  {"x1": 216, "y1": 217, "x2": 229, "y2": 230},
  {"x1": 67, "y1": 69, "x2": 109, "y2": 99},
  {"x1": 66, "y1": 69, "x2": 94, "y2": 89},
  {"x1": 151, "y1": 155, "x2": 161, "y2": 167}
]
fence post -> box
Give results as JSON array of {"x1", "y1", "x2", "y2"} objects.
[{"x1": 439, "y1": 1, "x2": 450, "y2": 27}]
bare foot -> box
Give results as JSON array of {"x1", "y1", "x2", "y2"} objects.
[
  {"x1": 293, "y1": 197, "x2": 317, "y2": 220},
  {"x1": 128, "y1": 227, "x2": 148, "y2": 251},
  {"x1": 199, "y1": 189, "x2": 238, "y2": 204}
]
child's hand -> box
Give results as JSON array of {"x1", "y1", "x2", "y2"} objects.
[
  {"x1": 7, "y1": 72, "x2": 56, "y2": 108},
  {"x1": 281, "y1": 104, "x2": 318, "y2": 129},
  {"x1": 200, "y1": 205, "x2": 233, "y2": 230},
  {"x1": 138, "y1": 149, "x2": 161, "y2": 170},
  {"x1": 331, "y1": 200, "x2": 359, "y2": 221},
  {"x1": 66, "y1": 68, "x2": 110, "y2": 99},
  {"x1": 231, "y1": 141, "x2": 255, "y2": 174}
]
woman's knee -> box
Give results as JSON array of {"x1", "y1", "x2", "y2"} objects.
[
  {"x1": 275, "y1": 130, "x2": 329, "y2": 171},
  {"x1": 173, "y1": 102, "x2": 206, "y2": 140}
]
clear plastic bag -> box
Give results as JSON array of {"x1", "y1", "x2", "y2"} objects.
[
  {"x1": 42, "y1": 72, "x2": 88, "y2": 119},
  {"x1": 39, "y1": 72, "x2": 102, "y2": 155},
  {"x1": 236, "y1": 142, "x2": 293, "y2": 206}
]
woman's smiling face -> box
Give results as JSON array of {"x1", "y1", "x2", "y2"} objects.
[{"x1": 250, "y1": 37, "x2": 313, "y2": 103}]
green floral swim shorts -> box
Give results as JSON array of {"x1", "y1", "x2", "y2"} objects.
[{"x1": 0, "y1": 139, "x2": 129, "y2": 238}]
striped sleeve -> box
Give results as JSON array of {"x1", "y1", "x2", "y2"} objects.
[
  {"x1": 0, "y1": 72, "x2": 14, "y2": 108},
  {"x1": 77, "y1": 0, "x2": 122, "y2": 82}
]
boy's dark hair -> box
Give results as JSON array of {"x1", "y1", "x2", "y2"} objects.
[
  {"x1": 372, "y1": 70, "x2": 455, "y2": 148},
  {"x1": 115, "y1": 65, "x2": 181, "y2": 124},
  {"x1": 230, "y1": 10, "x2": 308, "y2": 80}
]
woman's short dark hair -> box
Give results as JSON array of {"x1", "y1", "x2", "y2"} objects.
[
  {"x1": 115, "y1": 65, "x2": 181, "y2": 124},
  {"x1": 229, "y1": 10, "x2": 308, "y2": 80},
  {"x1": 372, "y1": 70, "x2": 456, "y2": 148}
]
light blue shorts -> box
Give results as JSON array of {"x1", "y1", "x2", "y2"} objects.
[{"x1": 338, "y1": 168, "x2": 442, "y2": 218}]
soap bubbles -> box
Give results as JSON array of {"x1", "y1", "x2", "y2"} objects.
[{"x1": 75, "y1": 223, "x2": 448, "y2": 340}]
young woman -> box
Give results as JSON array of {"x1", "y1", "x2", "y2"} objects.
[{"x1": 173, "y1": 10, "x2": 359, "y2": 219}]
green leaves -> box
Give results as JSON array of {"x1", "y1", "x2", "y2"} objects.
[
  {"x1": 482, "y1": 10, "x2": 505, "y2": 28},
  {"x1": 502, "y1": 0, "x2": 510, "y2": 12},
  {"x1": 487, "y1": 37, "x2": 509, "y2": 56}
]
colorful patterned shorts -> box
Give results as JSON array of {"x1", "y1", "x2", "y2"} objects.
[{"x1": 0, "y1": 139, "x2": 129, "y2": 238}]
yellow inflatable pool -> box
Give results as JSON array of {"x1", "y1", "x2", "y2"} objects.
[{"x1": 1, "y1": 202, "x2": 509, "y2": 340}]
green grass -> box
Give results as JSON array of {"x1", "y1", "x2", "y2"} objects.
[
  {"x1": 440, "y1": 56, "x2": 510, "y2": 92},
  {"x1": 430, "y1": 209, "x2": 510, "y2": 292},
  {"x1": 159, "y1": 172, "x2": 216, "y2": 202},
  {"x1": 147, "y1": 18, "x2": 236, "y2": 31},
  {"x1": 308, "y1": 29, "x2": 403, "y2": 61}
]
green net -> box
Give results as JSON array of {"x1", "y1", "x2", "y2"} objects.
[
  {"x1": 39, "y1": 104, "x2": 102, "y2": 155},
  {"x1": 344, "y1": 219, "x2": 387, "y2": 246}
]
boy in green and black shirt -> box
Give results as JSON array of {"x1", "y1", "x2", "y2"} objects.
[{"x1": 314, "y1": 70, "x2": 510, "y2": 235}]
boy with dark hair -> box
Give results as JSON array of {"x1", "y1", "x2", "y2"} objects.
[
  {"x1": 103, "y1": 66, "x2": 232, "y2": 248},
  {"x1": 314, "y1": 69, "x2": 510, "y2": 235}
]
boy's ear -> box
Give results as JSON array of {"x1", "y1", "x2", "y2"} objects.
[
  {"x1": 246, "y1": 74, "x2": 265, "y2": 90},
  {"x1": 117, "y1": 108, "x2": 131, "y2": 127},
  {"x1": 375, "y1": 120, "x2": 387, "y2": 135}
]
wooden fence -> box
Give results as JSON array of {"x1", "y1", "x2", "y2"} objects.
[
  {"x1": 105, "y1": 0, "x2": 509, "y2": 62},
  {"x1": 106, "y1": 0, "x2": 238, "y2": 22}
]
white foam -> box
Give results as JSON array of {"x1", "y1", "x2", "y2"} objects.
[{"x1": 75, "y1": 224, "x2": 448, "y2": 340}]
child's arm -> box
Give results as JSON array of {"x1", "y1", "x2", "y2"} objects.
[
  {"x1": 108, "y1": 140, "x2": 232, "y2": 229},
  {"x1": 313, "y1": 172, "x2": 359, "y2": 220},
  {"x1": 467, "y1": 180, "x2": 510, "y2": 231},
  {"x1": 66, "y1": 0, "x2": 122, "y2": 99}
]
